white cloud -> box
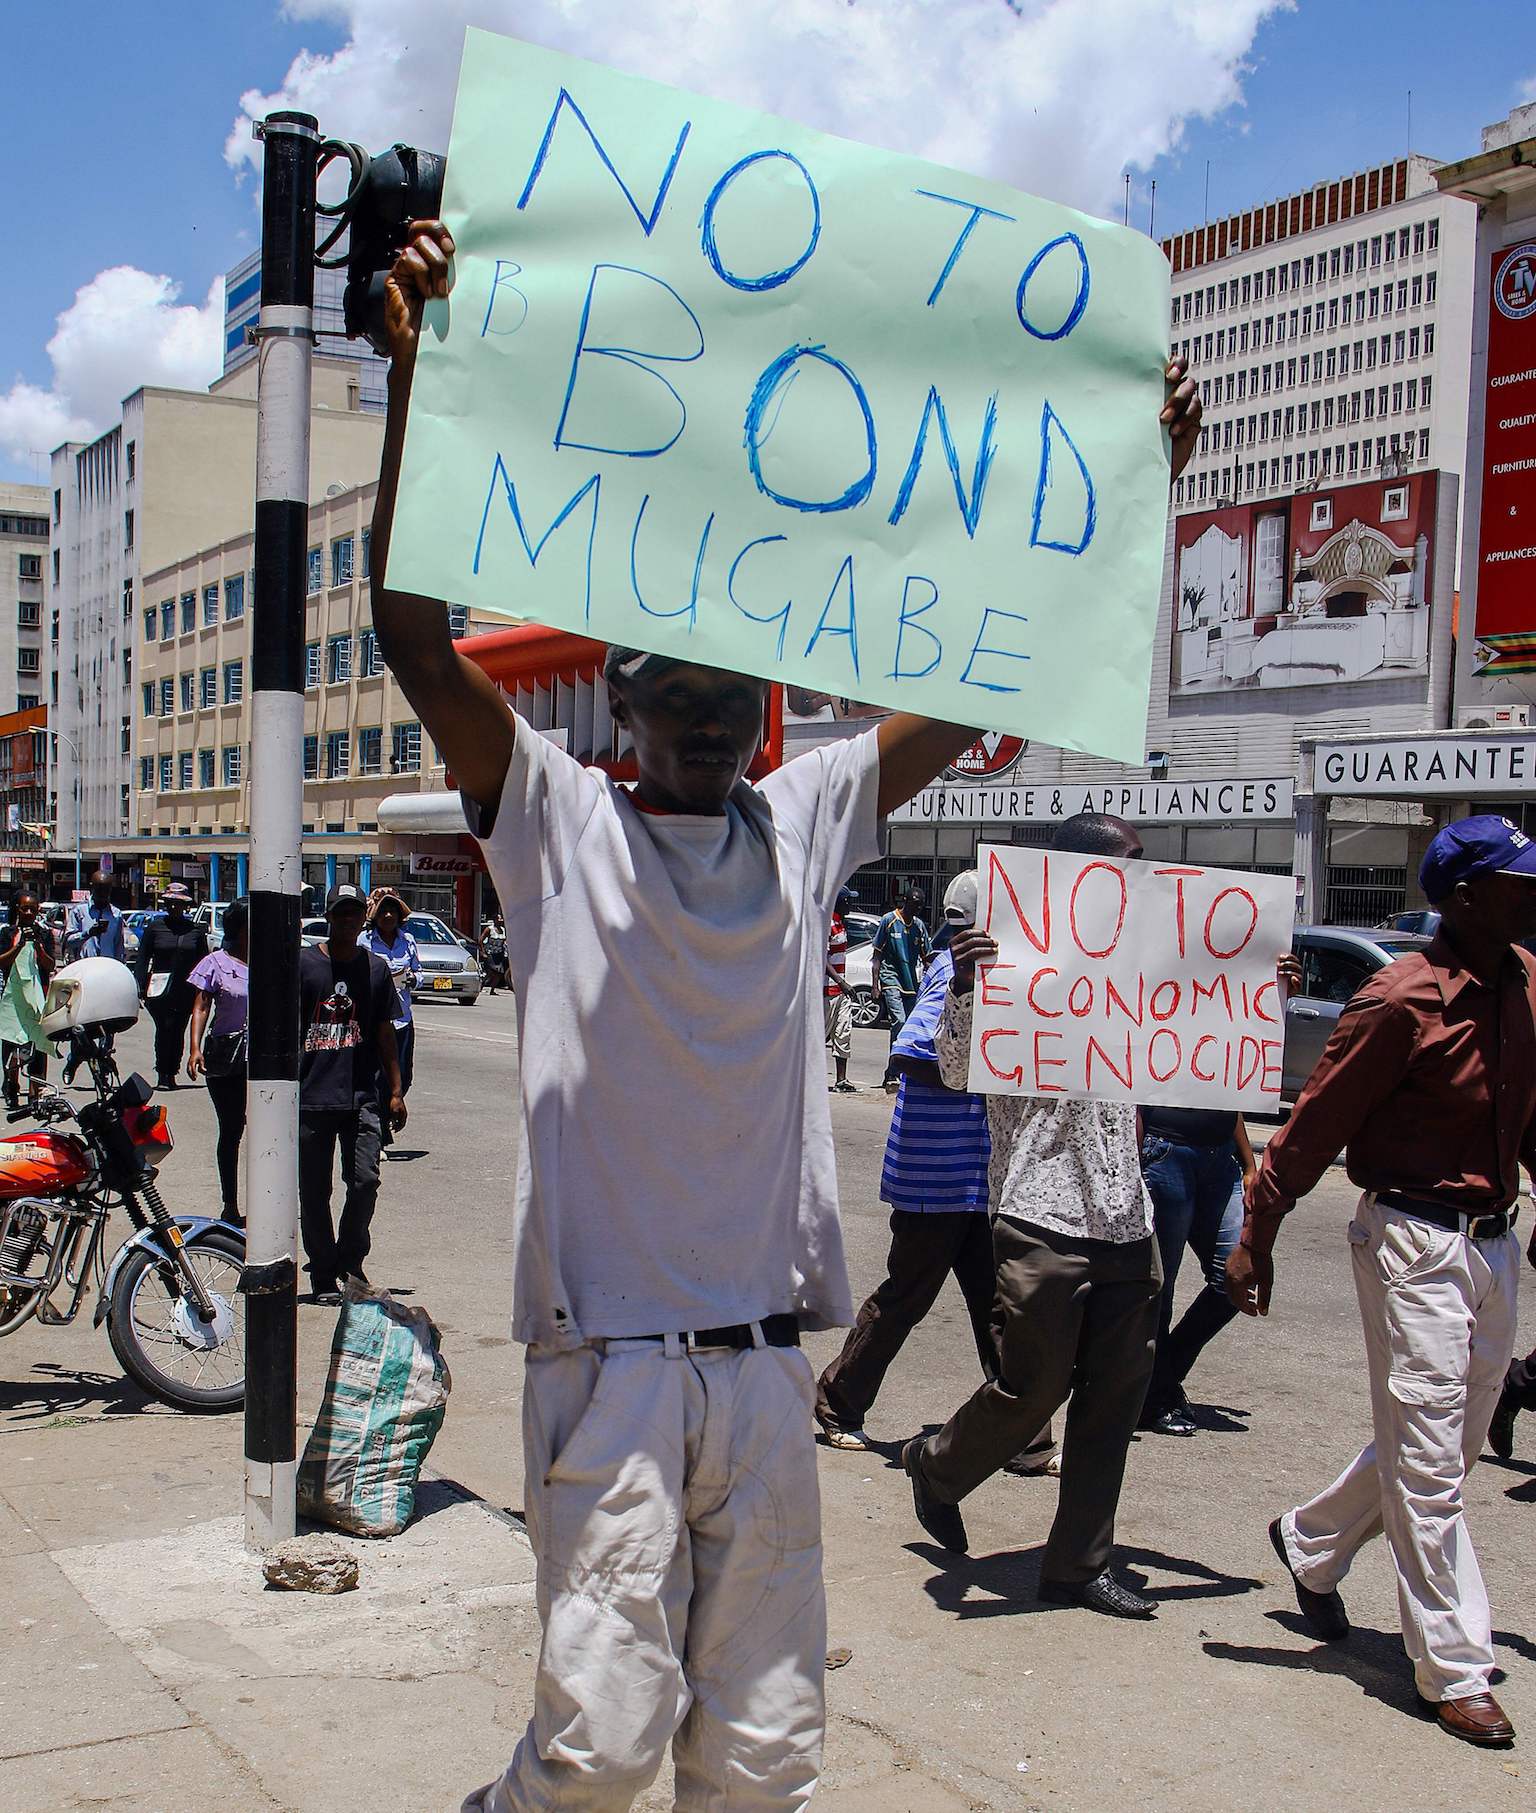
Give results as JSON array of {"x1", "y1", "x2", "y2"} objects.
[
  {"x1": 1521, "y1": 73, "x2": 1536, "y2": 102},
  {"x1": 227, "y1": 0, "x2": 1289, "y2": 218},
  {"x1": 0, "y1": 267, "x2": 223, "y2": 469}
]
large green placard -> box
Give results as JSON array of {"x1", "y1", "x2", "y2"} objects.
[{"x1": 389, "y1": 27, "x2": 1174, "y2": 759}]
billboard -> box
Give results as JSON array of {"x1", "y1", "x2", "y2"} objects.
[
  {"x1": 1471, "y1": 241, "x2": 1536, "y2": 674},
  {"x1": 1171, "y1": 473, "x2": 1440, "y2": 694}
]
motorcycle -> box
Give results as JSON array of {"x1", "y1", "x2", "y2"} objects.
[{"x1": 0, "y1": 959, "x2": 245, "y2": 1413}]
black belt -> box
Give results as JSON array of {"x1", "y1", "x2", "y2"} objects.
[
  {"x1": 1374, "y1": 1191, "x2": 1518, "y2": 1241},
  {"x1": 621, "y1": 1313, "x2": 801, "y2": 1352}
]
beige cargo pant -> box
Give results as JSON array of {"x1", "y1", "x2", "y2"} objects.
[
  {"x1": 1278, "y1": 1194, "x2": 1520, "y2": 1702},
  {"x1": 464, "y1": 1334, "x2": 826, "y2": 1811}
]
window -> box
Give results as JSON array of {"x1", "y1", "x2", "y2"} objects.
[
  {"x1": 159, "y1": 677, "x2": 174, "y2": 716},
  {"x1": 1309, "y1": 498, "x2": 1333, "y2": 532},
  {"x1": 139, "y1": 756, "x2": 153, "y2": 789},
  {"x1": 198, "y1": 748, "x2": 215, "y2": 788},
  {"x1": 159, "y1": 755, "x2": 173, "y2": 792},
  {"x1": 306, "y1": 547, "x2": 322, "y2": 594},
  {"x1": 126, "y1": 439, "x2": 136, "y2": 481},
  {"x1": 1428, "y1": 217, "x2": 1439, "y2": 252},
  {"x1": 160, "y1": 599, "x2": 175, "y2": 640},
  {"x1": 122, "y1": 649, "x2": 131, "y2": 684},
  {"x1": 53, "y1": 488, "x2": 60, "y2": 525},
  {"x1": 17, "y1": 598, "x2": 40, "y2": 627},
  {"x1": 1419, "y1": 428, "x2": 1430, "y2": 460},
  {"x1": 178, "y1": 752, "x2": 194, "y2": 790},
  {"x1": 326, "y1": 634, "x2": 352, "y2": 683},
  {"x1": 1421, "y1": 375, "x2": 1433, "y2": 410},
  {"x1": 358, "y1": 726, "x2": 383, "y2": 774},
  {"x1": 144, "y1": 606, "x2": 157, "y2": 642},
  {"x1": 360, "y1": 527, "x2": 371, "y2": 578},
  {"x1": 1426, "y1": 272, "x2": 1437, "y2": 304},
  {"x1": 1382, "y1": 484, "x2": 1409, "y2": 523},
  {"x1": 180, "y1": 592, "x2": 195, "y2": 633},
  {"x1": 222, "y1": 745, "x2": 243, "y2": 786},
  {"x1": 1424, "y1": 323, "x2": 1435, "y2": 357},
  {"x1": 391, "y1": 721, "x2": 422, "y2": 774},
  {"x1": 142, "y1": 682, "x2": 154, "y2": 718},
  {"x1": 200, "y1": 666, "x2": 216, "y2": 708},
  {"x1": 302, "y1": 735, "x2": 319, "y2": 780},
  {"x1": 325, "y1": 730, "x2": 350, "y2": 778},
  {"x1": 330, "y1": 535, "x2": 354, "y2": 587},
  {"x1": 358, "y1": 628, "x2": 383, "y2": 677},
  {"x1": 304, "y1": 641, "x2": 321, "y2": 690},
  {"x1": 1406, "y1": 379, "x2": 1418, "y2": 409},
  {"x1": 1301, "y1": 946, "x2": 1373, "y2": 1006},
  {"x1": 180, "y1": 672, "x2": 194, "y2": 712},
  {"x1": 124, "y1": 509, "x2": 134, "y2": 550},
  {"x1": 223, "y1": 659, "x2": 243, "y2": 704},
  {"x1": 201, "y1": 583, "x2": 218, "y2": 626},
  {"x1": 224, "y1": 573, "x2": 245, "y2": 621},
  {"x1": 447, "y1": 604, "x2": 469, "y2": 638},
  {"x1": 16, "y1": 647, "x2": 40, "y2": 674}
]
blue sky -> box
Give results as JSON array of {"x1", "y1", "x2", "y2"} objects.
[{"x1": 2, "y1": 1, "x2": 1533, "y2": 484}]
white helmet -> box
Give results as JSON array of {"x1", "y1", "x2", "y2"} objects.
[{"x1": 39, "y1": 957, "x2": 141, "y2": 1038}]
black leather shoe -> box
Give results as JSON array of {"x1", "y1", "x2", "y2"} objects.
[
  {"x1": 902, "y1": 1438, "x2": 968, "y2": 1554},
  {"x1": 1488, "y1": 1386, "x2": 1520, "y2": 1462},
  {"x1": 1039, "y1": 1570, "x2": 1156, "y2": 1619},
  {"x1": 1269, "y1": 1516, "x2": 1348, "y2": 1642},
  {"x1": 1139, "y1": 1404, "x2": 1197, "y2": 1437}
]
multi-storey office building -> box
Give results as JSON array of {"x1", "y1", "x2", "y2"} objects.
[
  {"x1": 47, "y1": 358, "x2": 384, "y2": 872},
  {"x1": 221, "y1": 252, "x2": 388, "y2": 414},
  {"x1": 134, "y1": 479, "x2": 496, "y2": 922},
  {"x1": 0, "y1": 483, "x2": 48, "y2": 717}
]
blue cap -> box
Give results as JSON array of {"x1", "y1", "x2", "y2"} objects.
[{"x1": 1419, "y1": 815, "x2": 1536, "y2": 903}]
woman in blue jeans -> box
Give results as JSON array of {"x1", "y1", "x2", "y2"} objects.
[{"x1": 1137, "y1": 1106, "x2": 1257, "y2": 1437}]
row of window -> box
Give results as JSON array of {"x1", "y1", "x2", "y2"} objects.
[
  {"x1": 139, "y1": 722, "x2": 423, "y2": 792},
  {"x1": 141, "y1": 662, "x2": 243, "y2": 717},
  {"x1": 1186, "y1": 327, "x2": 1435, "y2": 407},
  {"x1": 1196, "y1": 377, "x2": 1433, "y2": 456},
  {"x1": 1181, "y1": 277, "x2": 1437, "y2": 367},
  {"x1": 1174, "y1": 428, "x2": 1432, "y2": 505},
  {"x1": 308, "y1": 531, "x2": 370, "y2": 595},
  {"x1": 0, "y1": 514, "x2": 48, "y2": 537},
  {"x1": 1172, "y1": 219, "x2": 1440, "y2": 324},
  {"x1": 145, "y1": 575, "x2": 246, "y2": 643}
]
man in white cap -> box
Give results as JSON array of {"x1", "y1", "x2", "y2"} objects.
[{"x1": 1233, "y1": 814, "x2": 1536, "y2": 1747}]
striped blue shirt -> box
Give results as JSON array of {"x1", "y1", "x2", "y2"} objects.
[{"x1": 880, "y1": 1077, "x2": 991, "y2": 1212}]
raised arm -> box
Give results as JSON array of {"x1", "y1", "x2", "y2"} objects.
[{"x1": 372, "y1": 220, "x2": 516, "y2": 812}]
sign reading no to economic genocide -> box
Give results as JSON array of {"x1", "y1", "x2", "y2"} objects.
[
  {"x1": 388, "y1": 28, "x2": 1174, "y2": 762},
  {"x1": 967, "y1": 845, "x2": 1294, "y2": 1110}
]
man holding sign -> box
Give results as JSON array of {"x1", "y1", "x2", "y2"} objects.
[{"x1": 374, "y1": 168, "x2": 1198, "y2": 1813}]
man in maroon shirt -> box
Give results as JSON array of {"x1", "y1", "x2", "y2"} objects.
[{"x1": 1230, "y1": 815, "x2": 1536, "y2": 1748}]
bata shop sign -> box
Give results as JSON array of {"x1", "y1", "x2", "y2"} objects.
[
  {"x1": 890, "y1": 776, "x2": 1294, "y2": 825},
  {"x1": 1315, "y1": 736, "x2": 1536, "y2": 796},
  {"x1": 409, "y1": 854, "x2": 480, "y2": 877}
]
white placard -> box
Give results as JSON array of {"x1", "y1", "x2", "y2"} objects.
[{"x1": 967, "y1": 843, "x2": 1294, "y2": 1110}]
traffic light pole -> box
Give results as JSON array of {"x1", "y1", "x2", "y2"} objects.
[{"x1": 243, "y1": 109, "x2": 318, "y2": 1550}]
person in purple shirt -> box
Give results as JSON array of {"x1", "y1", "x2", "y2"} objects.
[{"x1": 187, "y1": 899, "x2": 249, "y2": 1226}]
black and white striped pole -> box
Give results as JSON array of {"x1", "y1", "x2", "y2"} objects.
[{"x1": 243, "y1": 109, "x2": 318, "y2": 1550}]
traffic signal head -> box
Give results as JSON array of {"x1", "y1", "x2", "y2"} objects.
[{"x1": 321, "y1": 142, "x2": 446, "y2": 355}]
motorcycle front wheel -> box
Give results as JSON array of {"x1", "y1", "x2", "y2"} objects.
[{"x1": 107, "y1": 1226, "x2": 246, "y2": 1413}]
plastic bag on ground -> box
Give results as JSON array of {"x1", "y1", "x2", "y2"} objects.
[{"x1": 297, "y1": 1280, "x2": 451, "y2": 1537}]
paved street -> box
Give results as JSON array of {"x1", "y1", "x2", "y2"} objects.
[{"x1": 2, "y1": 997, "x2": 1534, "y2": 1810}]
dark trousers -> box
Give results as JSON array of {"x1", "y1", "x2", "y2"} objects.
[
  {"x1": 2, "y1": 1039, "x2": 45, "y2": 1101},
  {"x1": 146, "y1": 985, "x2": 194, "y2": 1082},
  {"x1": 205, "y1": 1071, "x2": 247, "y2": 1216},
  {"x1": 1143, "y1": 1139, "x2": 1243, "y2": 1414},
  {"x1": 1506, "y1": 1345, "x2": 1536, "y2": 1410},
  {"x1": 298, "y1": 1103, "x2": 383, "y2": 1286},
  {"x1": 817, "y1": 1210, "x2": 998, "y2": 1431},
  {"x1": 918, "y1": 1216, "x2": 1161, "y2": 1583}
]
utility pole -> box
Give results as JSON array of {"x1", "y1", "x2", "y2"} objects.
[{"x1": 242, "y1": 108, "x2": 317, "y2": 1550}]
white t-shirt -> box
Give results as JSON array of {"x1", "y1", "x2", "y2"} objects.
[{"x1": 471, "y1": 717, "x2": 884, "y2": 1348}]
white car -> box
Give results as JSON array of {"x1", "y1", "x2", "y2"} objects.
[{"x1": 191, "y1": 901, "x2": 231, "y2": 950}]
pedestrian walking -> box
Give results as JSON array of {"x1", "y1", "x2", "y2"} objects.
[
  {"x1": 133, "y1": 884, "x2": 208, "y2": 1089},
  {"x1": 817, "y1": 869, "x2": 1057, "y2": 1475},
  {"x1": 298, "y1": 883, "x2": 407, "y2": 1302},
  {"x1": 362, "y1": 887, "x2": 422, "y2": 1103},
  {"x1": 1231, "y1": 815, "x2": 1536, "y2": 1748},
  {"x1": 825, "y1": 886, "x2": 856, "y2": 1093},
  {"x1": 900, "y1": 816, "x2": 1167, "y2": 1620},
  {"x1": 1489, "y1": 1310, "x2": 1536, "y2": 1460},
  {"x1": 372, "y1": 216, "x2": 1202, "y2": 1810},
  {"x1": 1135, "y1": 1107, "x2": 1257, "y2": 1437},
  {"x1": 62, "y1": 871, "x2": 129, "y2": 1084},
  {"x1": 872, "y1": 886, "x2": 933, "y2": 1090},
  {"x1": 187, "y1": 899, "x2": 249, "y2": 1227},
  {"x1": 0, "y1": 892, "x2": 56, "y2": 1109}
]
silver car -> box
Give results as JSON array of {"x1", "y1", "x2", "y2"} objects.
[{"x1": 1282, "y1": 926, "x2": 1433, "y2": 1099}]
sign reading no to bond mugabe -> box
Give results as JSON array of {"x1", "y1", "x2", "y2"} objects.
[
  {"x1": 967, "y1": 845, "x2": 1295, "y2": 1111},
  {"x1": 388, "y1": 28, "x2": 1174, "y2": 762}
]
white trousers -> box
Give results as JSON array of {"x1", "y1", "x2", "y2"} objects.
[
  {"x1": 464, "y1": 1337, "x2": 827, "y2": 1812},
  {"x1": 1280, "y1": 1195, "x2": 1520, "y2": 1702}
]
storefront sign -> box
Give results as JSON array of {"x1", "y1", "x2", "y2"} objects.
[
  {"x1": 890, "y1": 776, "x2": 1293, "y2": 825},
  {"x1": 410, "y1": 853, "x2": 479, "y2": 877},
  {"x1": 1315, "y1": 735, "x2": 1536, "y2": 796},
  {"x1": 1471, "y1": 242, "x2": 1536, "y2": 672},
  {"x1": 967, "y1": 844, "x2": 1293, "y2": 1110}
]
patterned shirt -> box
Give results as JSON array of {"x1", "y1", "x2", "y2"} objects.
[
  {"x1": 825, "y1": 913, "x2": 848, "y2": 1001},
  {"x1": 935, "y1": 987, "x2": 1152, "y2": 1245}
]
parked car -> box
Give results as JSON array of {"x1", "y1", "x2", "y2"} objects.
[
  {"x1": 191, "y1": 901, "x2": 230, "y2": 950},
  {"x1": 122, "y1": 909, "x2": 157, "y2": 960},
  {"x1": 1376, "y1": 909, "x2": 1441, "y2": 937},
  {"x1": 840, "y1": 912, "x2": 883, "y2": 1028},
  {"x1": 403, "y1": 912, "x2": 482, "y2": 1004},
  {"x1": 1282, "y1": 926, "x2": 1433, "y2": 1100}
]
